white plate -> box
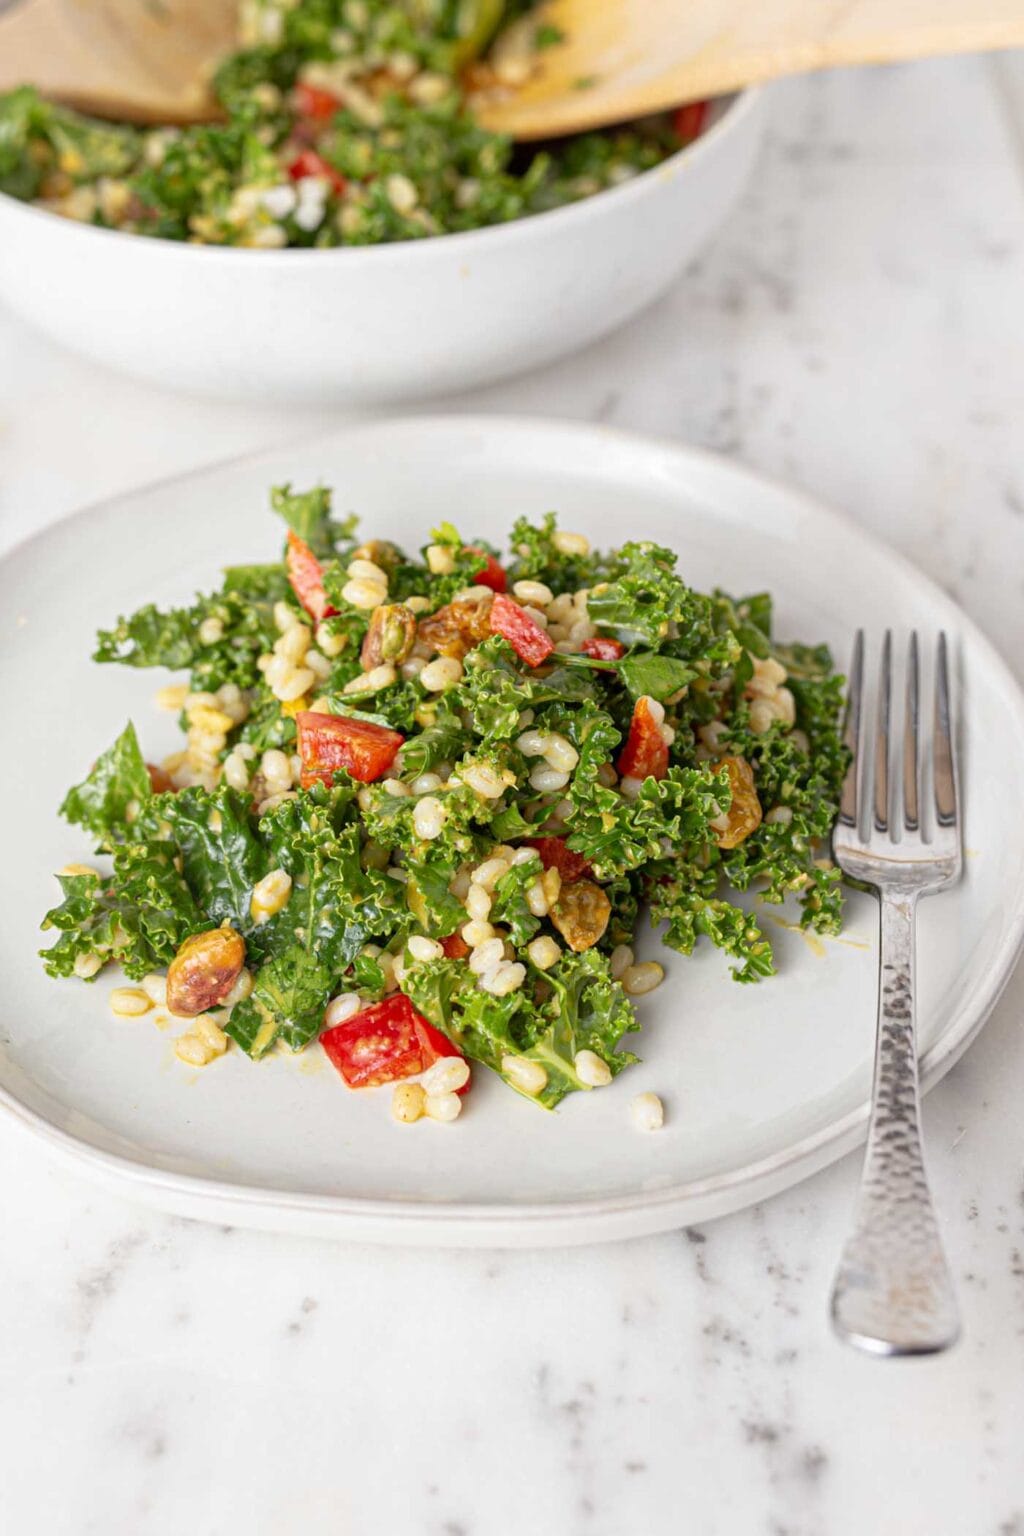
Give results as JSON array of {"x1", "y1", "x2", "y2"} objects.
[{"x1": 2, "y1": 417, "x2": 1022, "y2": 1246}]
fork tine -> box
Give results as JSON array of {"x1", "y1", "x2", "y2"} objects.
[
  {"x1": 933, "y1": 631, "x2": 957, "y2": 828},
  {"x1": 838, "y1": 629, "x2": 864, "y2": 829},
  {"x1": 903, "y1": 632, "x2": 920, "y2": 832},
  {"x1": 874, "y1": 630, "x2": 892, "y2": 834}
]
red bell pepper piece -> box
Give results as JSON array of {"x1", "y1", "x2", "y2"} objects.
[
  {"x1": 286, "y1": 529, "x2": 338, "y2": 623},
  {"x1": 489, "y1": 592, "x2": 554, "y2": 668},
  {"x1": 617, "y1": 696, "x2": 669, "y2": 781},
  {"x1": 673, "y1": 100, "x2": 709, "y2": 142},
  {"x1": 321, "y1": 994, "x2": 466, "y2": 1089},
  {"x1": 525, "y1": 836, "x2": 592, "y2": 884},
  {"x1": 580, "y1": 636, "x2": 625, "y2": 662},
  {"x1": 286, "y1": 149, "x2": 347, "y2": 197},
  {"x1": 464, "y1": 546, "x2": 507, "y2": 593},
  {"x1": 296, "y1": 711, "x2": 403, "y2": 787},
  {"x1": 294, "y1": 82, "x2": 343, "y2": 122},
  {"x1": 440, "y1": 932, "x2": 471, "y2": 960}
]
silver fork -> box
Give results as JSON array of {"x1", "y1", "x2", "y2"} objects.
[{"x1": 829, "y1": 631, "x2": 962, "y2": 1355}]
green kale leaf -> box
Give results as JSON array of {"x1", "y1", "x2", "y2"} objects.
[
  {"x1": 226, "y1": 946, "x2": 332, "y2": 1058},
  {"x1": 59, "y1": 722, "x2": 151, "y2": 849}
]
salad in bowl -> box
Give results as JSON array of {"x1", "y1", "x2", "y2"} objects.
[{"x1": 0, "y1": 0, "x2": 706, "y2": 249}]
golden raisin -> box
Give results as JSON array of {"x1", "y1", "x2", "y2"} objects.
[
  {"x1": 709, "y1": 756, "x2": 763, "y2": 849},
  {"x1": 550, "y1": 880, "x2": 612, "y2": 953},
  {"x1": 360, "y1": 603, "x2": 417, "y2": 670},
  {"x1": 416, "y1": 595, "x2": 493, "y2": 660},
  {"x1": 166, "y1": 926, "x2": 246, "y2": 1018}
]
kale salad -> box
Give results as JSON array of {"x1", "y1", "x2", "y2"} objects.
[
  {"x1": 42, "y1": 487, "x2": 847, "y2": 1123},
  {"x1": 0, "y1": 0, "x2": 708, "y2": 249}
]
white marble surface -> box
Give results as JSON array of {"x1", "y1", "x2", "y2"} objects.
[{"x1": 2, "y1": 55, "x2": 1023, "y2": 1536}]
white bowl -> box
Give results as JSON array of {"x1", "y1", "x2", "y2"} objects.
[{"x1": 0, "y1": 89, "x2": 767, "y2": 403}]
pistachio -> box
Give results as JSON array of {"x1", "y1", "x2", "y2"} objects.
[
  {"x1": 166, "y1": 926, "x2": 246, "y2": 1018},
  {"x1": 360, "y1": 602, "x2": 417, "y2": 670}
]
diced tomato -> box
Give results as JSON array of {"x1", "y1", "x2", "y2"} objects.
[
  {"x1": 286, "y1": 529, "x2": 338, "y2": 623},
  {"x1": 464, "y1": 545, "x2": 507, "y2": 593},
  {"x1": 489, "y1": 592, "x2": 554, "y2": 668},
  {"x1": 321, "y1": 993, "x2": 467, "y2": 1089},
  {"x1": 617, "y1": 695, "x2": 669, "y2": 781},
  {"x1": 580, "y1": 636, "x2": 625, "y2": 662},
  {"x1": 286, "y1": 149, "x2": 347, "y2": 196},
  {"x1": 415, "y1": 1016, "x2": 471, "y2": 1094},
  {"x1": 296, "y1": 711, "x2": 403, "y2": 787},
  {"x1": 673, "y1": 100, "x2": 709, "y2": 142},
  {"x1": 146, "y1": 763, "x2": 175, "y2": 794},
  {"x1": 294, "y1": 82, "x2": 343, "y2": 121},
  {"x1": 525, "y1": 836, "x2": 592, "y2": 883},
  {"x1": 440, "y1": 932, "x2": 470, "y2": 960}
]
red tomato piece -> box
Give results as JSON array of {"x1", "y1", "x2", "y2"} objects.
[
  {"x1": 294, "y1": 82, "x2": 342, "y2": 121},
  {"x1": 286, "y1": 149, "x2": 347, "y2": 196},
  {"x1": 525, "y1": 836, "x2": 592, "y2": 883},
  {"x1": 296, "y1": 711, "x2": 403, "y2": 787},
  {"x1": 617, "y1": 696, "x2": 669, "y2": 781},
  {"x1": 414, "y1": 1016, "x2": 471, "y2": 1094},
  {"x1": 489, "y1": 592, "x2": 554, "y2": 668},
  {"x1": 580, "y1": 636, "x2": 625, "y2": 662},
  {"x1": 673, "y1": 100, "x2": 709, "y2": 142},
  {"x1": 286, "y1": 529, "x2": 338, "y2": 623},
  {"x1": 464, "y1": 545, "x2": 507, "y2": 593},
  {"x1": 146, "y1": 763, "x2": 175, "y2": 794},
  {"x1": 440, "y1": 932, "x2": 470, "y2": 960},
  {"x1": 321, "y1": 994, "x2": 424, "y2": 1087},
  {"x1": 321, "y1": 994, "x2": 467, "y2": 1090}
]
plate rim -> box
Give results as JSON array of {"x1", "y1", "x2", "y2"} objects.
[{"x1": 4, "y1": 413, "x2": 1023, "y2": 1244}]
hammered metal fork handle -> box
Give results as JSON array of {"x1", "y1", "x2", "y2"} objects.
[{"x1": 830, "y1": 892, "x2": 960, "y2": 1354}]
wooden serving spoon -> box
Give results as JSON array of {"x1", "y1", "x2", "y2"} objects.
[
  {"x1": 0, "y1": 0, "x2": 236, "y2": 123},
  {"x1": 1, "y1": 0, "x2": 1022, "y2": 133},
  {"x1": 475, "y1": 0, "x2": 1024, "y2": 140}
]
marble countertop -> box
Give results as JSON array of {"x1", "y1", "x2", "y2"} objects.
[{"x1": 2, "y1": 55, "x2": 1023, "y2": 1536}]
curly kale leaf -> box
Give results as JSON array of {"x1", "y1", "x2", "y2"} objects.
[
  {"x1": 568, "y1": 766, "x2": 724, "y2": 881},
  {"x1": 394, "y1": 704, "x2": 465, "y2": 778},
  {"x1": 360, "y1": 769, "x2": 502, "y2": 863},
  {"x1": 614, "y1": 652, "x2": 696, "y2": 703},
  {"x1": 648, "y1": 864, "x2": 775, "y2": 983},
  {"x1": 257, "y1": 787, "x2": 406, "y2": 973},
  {"x1": 132, "y1": 119, "x2": 280, "y2": 241},
  {"x1": 0, "y1": 87, "x2": 136, "y2": 201},
  {"x1": 538, "y1": 949, "x2": 640, "y2": 1087},
  {"x1": 239, "y1": 692, "x2": 297, "y2": 754},
  {"x1": 489, "y1": 859, "x2": 543, "y2": 946},
  {"x1": 458, "y1": 637, "x2": 597, "y2": 747},
  {"x1": 505, "y1": 512, "x2": 603, "y2": 590},
  {"x1": 226, "y1": 947, "x2": 332, "y2": 1058},
  {"x1": 94, "y1": 588, "x2": 277, "y2": 692},
  {"x1": 40, "y1": 845, "x2": 203, "y2": 981},
  {"x1": 586, "y1": 542, "x2": 699, "y2": 649},
  {"x1": 150, "y1": 785, "x2": 267, "y2": 935},
  {"x1": 270, "y1": 483, "x2": 352, "y2": 560},
  {"x1": 404, "y1": 857, "x2": 468, "y2": 939},
  {"x1": 403, "y1": 948, "x2": 638, "y2": 1109},
  {"x1": 222, "y1": 562, "x2": 292, "y2": 602},
  {"x1": 59, "y1": 722, "x2": 151, "y2": 850},
  {"x1": 710, "y1": 589, "x2": 773, "y2": 658},
  {"x1": 322, "y1": 679, "x2": 423, "y2": 735}
]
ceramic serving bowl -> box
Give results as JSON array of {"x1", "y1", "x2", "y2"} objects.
[{"x1": 0, "y1": 89, "x2": 767, "y2": 404}]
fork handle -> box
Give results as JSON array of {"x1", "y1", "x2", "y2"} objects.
[{"x1": 830, "y1": 891, "x2": 960, "y2": 1354}]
